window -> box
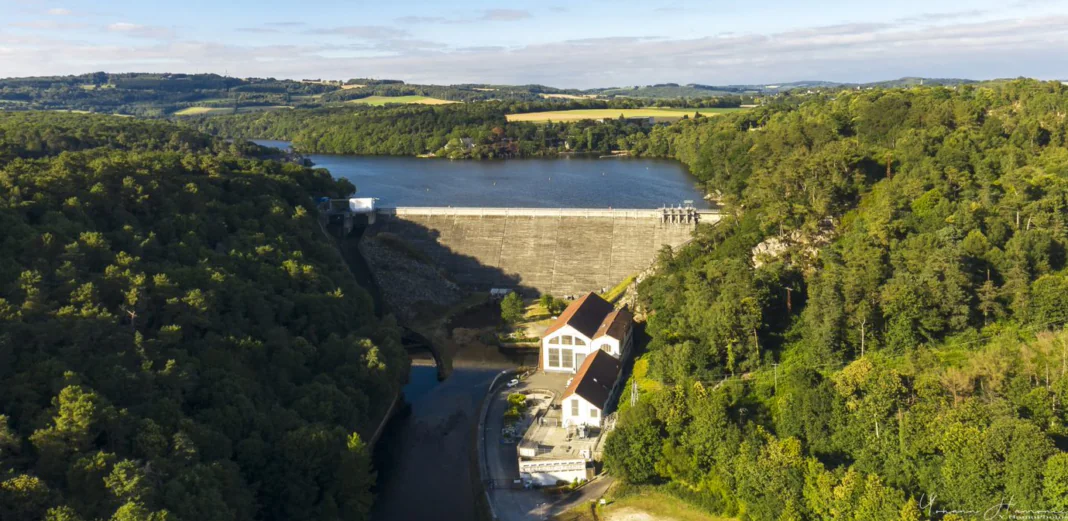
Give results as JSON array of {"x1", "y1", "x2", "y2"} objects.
[
  {"x1": 600, "y1": 344, "x2": 611, "y2": 354},
  {"x1": 561, "y1": 335, "x2": 573, "y2": 345},
  {"x1": 574, "y1": 338, "x2": 586, "y2": 346},
  {"x1": 561, "y1": 349, "x2": 573, "y2": 368},
  {"x1": 548, "y1": 336, "x2": 559, "y2": 345},
  {"x1": 590, "y1": 408, "x2": 598, "y2": 418},
  {"x1": 575, "y1": 353, "x2": 586, "y2": 369},
  {"x1": 571, "y1": 399, "x2": 579, "y2": 417},
  {"x1": 548, "y1": 348, "x2": 560, "y2": 367}
]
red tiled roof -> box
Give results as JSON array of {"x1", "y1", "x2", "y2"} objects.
[
  {"x1": 594, "y1": 305, "x2": 633, "y2": 341},
  {"x1": 562, "y1": 350, "x2": 620, "y2": 408},
  {"x1": 544, "y1": 292, "x2": 614, "y2": 339}
]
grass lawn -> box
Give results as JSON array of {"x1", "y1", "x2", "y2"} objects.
[
  {"x1": 506, "y1": 107, "x2": 744, "y2": 123},
  {"x1": 601, "y1": 275, "x2": 635, "y2": 304},
  {"x1": 346, "y1": 95, "x2": 455, "y2": 106},
  {"x1": 553, "y1": 488, "x2": 735, "y2": 521}
]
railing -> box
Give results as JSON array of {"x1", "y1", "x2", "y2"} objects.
[{"x1": 376, "y1": 207, "x2": 721, "y2": 218}]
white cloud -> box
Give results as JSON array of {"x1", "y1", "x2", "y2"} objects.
[
  {"x1": 394, "y1": 9, "x2": 532, "y2": 25},
  {"x1": 3, "y1": 14, "x2": 1067, "y2": 87},
  {"x1": 47, "y1": 7, "x2": 71, "y2": 15},
  {"x1": 478, "y1": 9, "x2": 531, "y2": 21},
  {"x1": 317, "y1": 25, "x2": 409, "y2": 40},
  {"x1": 107, "y1": 22, "x2": 175, "y2": 39}
]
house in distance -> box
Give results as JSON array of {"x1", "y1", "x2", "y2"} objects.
[{"x1": 541, "y1": 292, "x2": 634, "y2": 373}]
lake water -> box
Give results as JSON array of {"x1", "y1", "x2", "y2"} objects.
[{"x1": 253, "y1": 140, "x2": 709, "y2": 208}]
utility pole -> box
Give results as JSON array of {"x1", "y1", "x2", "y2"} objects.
[{"x1": 785, "y1": 287, "x2": 793, "y2": 313}]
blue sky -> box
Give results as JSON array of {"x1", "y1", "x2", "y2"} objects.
[{"x1": 1, "y1": 0, "x2": 1066, "y2": 87}]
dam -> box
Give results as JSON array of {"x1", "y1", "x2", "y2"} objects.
[{"x1": 361, "y1": 206, "x2": 721, "y2": 296}]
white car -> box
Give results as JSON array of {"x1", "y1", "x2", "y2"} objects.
[{"x1": 506, "y1": 378, "x2": 519, "y2": 388}]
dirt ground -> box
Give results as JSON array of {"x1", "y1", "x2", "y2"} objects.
[{"x1": 605, "y1": 508, "x2": 671, "y2": 521}]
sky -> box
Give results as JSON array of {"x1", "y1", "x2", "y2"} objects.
[{"x1": 1, "y1": 0, "x2": 1067, "y2": 88}]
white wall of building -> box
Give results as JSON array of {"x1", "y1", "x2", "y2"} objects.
[
  {"x1": 562, "y1": 395, "x2": 603, "y2": 428},
  {"x1": 594, "y1": 337, "x2": 621, "y2": 357},
  {"x1": 519, "y1": 459, "x2": 589, "y2": 486},
  {"x1": 542, "y1": 325, "x2": 595, "y2": 373}
]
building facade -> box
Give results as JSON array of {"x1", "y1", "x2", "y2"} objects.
[
  {"x1": 541, "y1": 292, "x2": 633, "y2": 373},
  {"x1": 561, "y1": 350, "x2": 621, "y2": 428}
]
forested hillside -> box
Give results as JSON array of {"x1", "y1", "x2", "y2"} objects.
[
  {"x1": 0, "y1": 113, "x2": 407, "y2": 521},
  {"x1": 0, "y1": 73, "x2": 335, "y2": 117},
  {"x1": 606, "y1": 80, "x2": 1068, "y2": 519},
  {"x1": 190, "y1": 102, "x2": 662, "y2": 158}
]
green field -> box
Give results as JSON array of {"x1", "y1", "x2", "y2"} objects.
[
  {"x1": 553, "y1": 487, "x2": 735, "y2": 521},
  {"x1": 172, "y1": 105, "x2": 293, "y2": 116},
  {"x1": 507, "y1": 107, "x2": 744, "y2": 123},
  {"x1": 346, "y1": 95, "x2": 455, "y2": 106}
]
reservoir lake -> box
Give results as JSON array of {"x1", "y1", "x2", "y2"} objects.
[{"x1": 253, "y1": 140, "x2": 710, "y2": 208}]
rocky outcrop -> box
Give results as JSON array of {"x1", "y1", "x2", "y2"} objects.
[{"x1": 359, "y1": 234, "x2": 462, "y2": 322}]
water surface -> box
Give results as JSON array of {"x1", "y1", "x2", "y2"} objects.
[{"x1": 253, "y1": 140, "x2": 708, "y2": 208}]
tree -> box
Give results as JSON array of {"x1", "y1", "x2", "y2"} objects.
[
  {"x1": 1044, "y1": 453, "x2": 1068, "y2": 510},
  {"x1": 500, "y1": 292, "x2": 525, "y2": 324},
  {"x1": 604, "y1": 402, "x2": 662, "y2": 483},
  {"x1": 1, "y1": 475, "x2": 53, "y2": 521}
]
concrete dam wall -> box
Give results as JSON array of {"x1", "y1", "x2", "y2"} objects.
[{"x1": 366, "y1": 207, "x2": 721, "y2": 296}]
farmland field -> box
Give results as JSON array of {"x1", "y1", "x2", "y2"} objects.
[
  {"x1": 506, "y1": 107, "x2": 744, "y2": 122},
  {"x1": 172, "y1": 105, "x2": 293, "y2": 116},
  {"x1": 539, "y1": 93, "x2": 598, "y2": 100},
  {"x1": 346, "y1": 95, "x2": 455, "y2": 106}
]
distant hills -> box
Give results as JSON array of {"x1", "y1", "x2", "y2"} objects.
[
  {"x1": 0, "y1": 72, "x2": 1027, "y2": 116},
  {"x1": 585, "y1": 77, "x2": 981, "y2": 98}
]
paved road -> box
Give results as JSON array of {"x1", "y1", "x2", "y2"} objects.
[{"x1": 483, "y1": 372, "x2": 614, "y2": 520}]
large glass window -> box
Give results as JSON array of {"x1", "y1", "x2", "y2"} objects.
[
  {"x1": 562, "y1": 335, "x2": 573, "y2": 345},
  {"x1": 571, "y1": 399, "x2": 579, "y2": 417},
  {"x1": 600, "y1": 343, "x2": 611, "y2": 354},
  {"x1": 574, "y1": 338, "x2": 586, "y2": 346},
  {"x1": 575, "y1": 353, "x2": 586, "y2": 370},
  {"x1": 548, "y1": 348, "x2": 560, "y2": 367},
  {"x1": 548, "y1": 336, "x2": 559, "y2": 344},
  {"x1": 590, "y1": 408, "x2": 598, "y2": 418},
  {"x1": 561, "y1": 349, "x2": 573, "y2": 368}
]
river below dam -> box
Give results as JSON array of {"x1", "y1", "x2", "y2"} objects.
[
  {"x1": 369, "y1": 363, "x2": 502, "y2": 521},
  {"x1": 252, "y1": 140, "x2": 710, "y2": 208}
]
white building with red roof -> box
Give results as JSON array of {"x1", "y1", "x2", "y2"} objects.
[{"x1": 541, "y1": 292, "x2": 633, "y2": 373}]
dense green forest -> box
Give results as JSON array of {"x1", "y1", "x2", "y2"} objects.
[
  {"x1": 0, "y1": 72, "x2": 732, "y2": 117},
  {"x1": 604, "y1": 79, "x2": 1068, "y2": 519},
  {"x1": 0, "y1": 73, "x2": 335, "y2": 117},
  {"x1": 0, "y1": 113, "x2": 407, "y2": 521},
  {"x1": 190, "y1": 102, "x2": 670, "y2": 158}
]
